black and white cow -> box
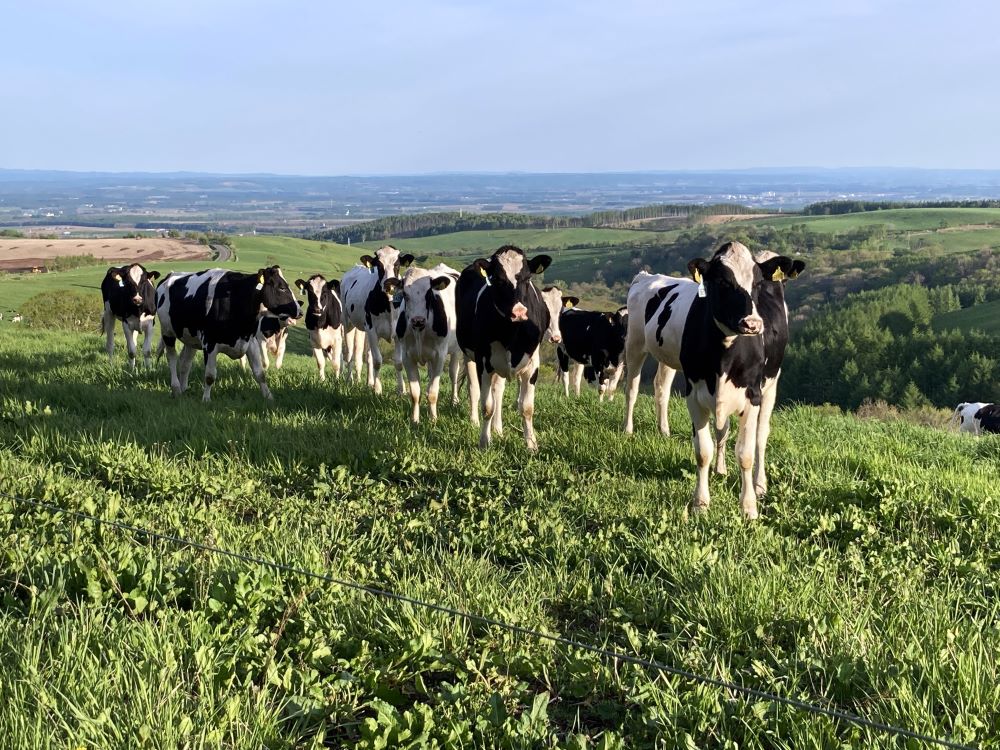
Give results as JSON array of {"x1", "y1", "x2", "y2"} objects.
[
  {"x1": 100, "y1": 264, "x2": 161, "y2": 369},
  {"x1": 295, "y1": 274, "x2": 344, "y2": 381},
  {"x1": 556, "y1": 305, "x2": 632, "y2": 402},
  {"x1": 155, "y1": 266, "x2": 301, "y2": 401},
  {"x1": 952, "y1": 401, "x2": 990, "y2": 435},
  {"x1": 341, "y1": 245, "x2": 414, "y2": 393},
  {"x1": 456, "y1": 245, "x2": 568, "y2": 451},
  {"x1": 395, "y1": 263, "x2": 462, "y2": 423},
  {"x1": 622, "y1": 241, "x2": 797, "y2": 518},
  {"x1": 975, "y1": 404, "x2": 1000, "y2": 435}
]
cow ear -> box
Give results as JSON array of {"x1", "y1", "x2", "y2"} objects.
[
  {"x1": 327, "y1": 279, "x2": 341, "y2": 295},
  {"x1": 562, "y1": 296, "x2": 580, "y2": 309},
  {"x1": 430, "y1": 275, "x2": 451, "y2": 291},
  {"x1": 758, "y1": 255, "x2": 795, "y2": 282},
  {"x1": 147, "y1": 270, "x2": 161, "y2": 280},
  {"x1": 294, "y1": 279, "x2": 306, "y2": 291},
  {"x1": 615, "y1": 306, "x2": 629, "y2": 319},
  {"x1": 382, "y1": 277, "x2": 400, "y2": 296},
  {"x1": 527, "y1": 255, "x2": 552, "y2": 274},
  {"x1": 687, "y1": 258, "x2": 710, "y2": 284},
  {"x1": 360, "y1": 255, "x2": 375, "y2": 269},
  {"x1": 789, "y1": 259, "x2": 806, "y2": 279},
  {"x1": 399, "y1": 254, "x2": 415, "y2": 268}
]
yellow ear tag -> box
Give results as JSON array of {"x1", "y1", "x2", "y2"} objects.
[
  {"x1": 565, "y1": 300, "x2": 574, "y2": 309},
  {"x1": 479, "y1": 266, "x2": 487, "y2": 277},
  {"x1": 255, "y1": 274, "x2": 264, "y2": 291},
  {"x1": 113, "y1": 273, "x2": 123, "y2": 287},
  {"x1": 788, "y1": 269, "x2": 799, "y2": 279},
  {"x1": 692, "y1": 268, "x2": 702, "y2": 284},
  {"x1": 772, "y1": 268, "x2": 785, "y2": 281}
]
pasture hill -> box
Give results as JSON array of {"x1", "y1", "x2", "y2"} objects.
[{"x1": 0, "y1": 211, "x2": 998, "y2": 748}]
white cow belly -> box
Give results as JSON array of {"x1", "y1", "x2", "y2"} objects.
[
  {"x1": 311, "y1": 327, "x2": 340, "y2": 350},
  {"x1": 714, "y1": 373, "x2": 749, "y2": 426},
  {"x1": 489, "y1": 342, "x2": 532, "y2": 377}
]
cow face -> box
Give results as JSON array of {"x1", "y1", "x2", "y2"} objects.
[
  {"x1": 398, "y1": 270, "x2": 452, "y2": 337},
  {"x1": 112, "y1": 264, "x2": 160, "y2": 315},
  {"x1": 359, "y1": 245, "x2": 415, "y2": 280},
  {"x1": 539, "y1": 287, "x2": 575, "y2": 344},
  {"x1": 295, "y1": 275, "x2": 342, "y2": 328},
  {"x1": 480, "y1": 246, "x2": 552, "y2": 323},
  {"x1": 257, "y1": 266, "x2": 302, "y2": 322},
  {"x1": 687, "y1": 242, "x2": 794, "y2": 337}
]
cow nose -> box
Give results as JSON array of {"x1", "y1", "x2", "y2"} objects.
[
  {"x1": 549, "y1": 333, "x2": 561, "y2": 344},
  {"x1": 739, "y1": 316, "x2": 764, "y2": 335},
  {"x1": 511, "y1": 302, "x2": 528, "y2": 322},
  {"x1": 132, "y1": 294, "x2": 143, "y2": 305},
  {"x1": 411, "y1": 316, "x2": 426, "y2": 330}
]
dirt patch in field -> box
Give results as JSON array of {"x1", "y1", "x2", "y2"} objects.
[
  {"x1": 698, "y1": 213, "x2": 780, "y2": 225},
  {"x1": 0, "y1": 238, "x2": 210, "y2": 272}
]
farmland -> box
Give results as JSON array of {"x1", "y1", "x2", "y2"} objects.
[{"x1": 1, "y1": 208, "x2": 999, "y2": 747}]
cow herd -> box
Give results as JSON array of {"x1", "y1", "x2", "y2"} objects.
[{"x1": 97, "y1": 240, "x2": 996, "y2": 518}]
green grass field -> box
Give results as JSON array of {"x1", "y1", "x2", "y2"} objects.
[
  {"x1": 935, "y1": 299, "x2": 1000, "y2": 335},
  {"x1": 1, "y1": 322, "x2": 999, "y2": 748},
  {"x1": 733, "y1": 207, "x2": 1000, "y2": 233},
  {"x1": 357, "y1": 228, "x2": 675, "y2": 256}
]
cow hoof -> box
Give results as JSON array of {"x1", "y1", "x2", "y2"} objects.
[
  {"x1": 754, "y1": 483, "x2": 767, "y2": 498},
  {"x1": 742, "y1": 506, "x2": 760, "y2": 521},
  {"x1": 714, "y1": 464, "x2": 727, "y2": 476},
  {"x1": 688, "y1": 501, "x2": 710, "y2": 517}
]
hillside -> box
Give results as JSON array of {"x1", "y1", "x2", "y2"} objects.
[{"x1": 1, "y1": 324, "x2": 998, "y2": 748}]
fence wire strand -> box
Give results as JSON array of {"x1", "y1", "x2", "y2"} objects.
[{"x1": 0, "y1": 489, "x2": 978, "y2": 750}]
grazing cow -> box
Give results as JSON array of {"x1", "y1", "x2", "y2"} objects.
[
  {"x1": 155, "y1": 266, "x2": 301, "y2": 401},
  {"x1": 395, "y1": 263, "x2": 462, "y2": 423},
  {"x1": 622, "y1": 241, "x2": 797, "y2": 518},
  {"x1": 456, "y1": 245, "x2": 569, "y2": 451},
  {"x1": 951, "y1": 401, "x2": 990, "y2": 435},
  {"x1": 975, "y1": 404, "x2": 1000, "y2": 435},
  {"x1": 295, "y1": 274, "x2": 344, "y2": 381},
  {"x1": 100, "y1": 263, "x2": 161, "y2": 369},
  {"x1": 341, "y1": 245, "x2": 414, "y2": 393},
  {"x1": 556, "y1": 305, "x2": 630, "y2": 402}
]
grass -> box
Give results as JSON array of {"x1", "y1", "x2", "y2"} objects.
[
  {"x1": 357, "y1": 228, "x2": 676, "y2": 256},
  {"x1": 1, "y1": 324, "x2": 999, "y2": 748},
  {"x1": 934, "y1": 299, "x2": 1000, "y2": 335},
  {"x1": 732, "y1": 207, "x2": 1000, "y2": 233}
]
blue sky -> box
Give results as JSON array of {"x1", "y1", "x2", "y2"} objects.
[{"x1": 2, "y1": 0, "x2": 997, "y2": 174}]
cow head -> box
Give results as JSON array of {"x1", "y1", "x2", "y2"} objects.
[
  {"x1": 295, "y1": 275, "x2": 342, "y2": 328},
  {"x1": 359, "y1": 245, "x2": 415, "y2": 280},
  {"x1": 600, "y1": 305, "x2": 629, "y2": 374},
  {"x1": 256, "y1": 266, "x2": 302, "y2": 323},
  {"x1": 397, "y1": 267, "x2": 454, "y2": 338},
  {"x1": 687, "y1": 241, "x2": 795, "y2": 337},
  {"x1": 539, "y1": 287, "x2": 575, "y2": 344},
  {"x1": 478, "y1": 246, "x2": 552, "y2": 323},
  {"x1": 110, "y1": 264, "x2": 160, "y2": 315},
  {"x1": 755, "y1": 250, "x2": 805, "y2": 293}
]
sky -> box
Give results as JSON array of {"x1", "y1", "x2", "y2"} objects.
[{"x1": 2, "y1": 0, "x2": 998, "y2": 174}]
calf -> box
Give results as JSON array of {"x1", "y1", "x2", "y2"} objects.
[
  {"x1": 395, "y1": 263, "x2": 462, "y2": 423},
  {"x1": 341, "y1": 245, "x2": 414, "y2": 393},
  {"x1": 456, "y1": 245, "x2": 568, "y2": 451},
  {"x1": 556, "y1": 305, "x2": 630, "y2": 402},
  {"x1": 975, "y1": 404, "x2": 1000, "y2": 435},
  {"x1": 259, "y1": 328, "x2": 289, "y2": 370},
  {"x1": 155, "y1": 266, "x2": 301, "y2": 401},
  {"x1": 952, "y1": 401, "x2": 990, "y2": 435},
  {"x1": 100, "y1": 263, "x2": 161, "y2": 369},
  {"x1": 622, "y1": 241, "x2": 796, "y2": 518},
  {"x1": 295, "y1": 275, "x2": 345, "y2": 381}
]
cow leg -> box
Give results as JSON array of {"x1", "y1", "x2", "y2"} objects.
[
  {"x1": 714, "y1": 418, "x2": 730, "y2": 475},
  {"x1": 201, "y1": 347, "x2": 220, "y2": 402},
  {"x1": 163, "y1": 336, "x2": 182, "y2": 396},
  {"x1": 519, "y1": 358, "x2": 540, "y2": 452},
  {"x1": 330, "y1": 330, "x2": 344, "y2": 380},
  {"x1": 688, "y1": 395, "x2": 713, "y2": 514},
  {"x1": 427, "y1": 353, "x2": 445, "y2": 423},
  {"x1": 259, "y1": 339, "x2": 270, "y2": 371},
  {"x1": 177, "y1": 344, "x2": 197, "y2": 393},
  {"x1": 479, "y1": 369, "x2": 496, "y2": 449},
  {"x1": 623, "y1": 346, "x2": 647, "y2": 434},
  {"x1": 404, "y1": 356, "x2": 422, "y2": 424},
  {"x1": 244, "y1": 340, "x2": 273, "y2": 400},
  {"x1": 103, "y1": 306, "x2": 116, "y2": 365},
  {"x1": 395, "y1": 341, "x2": 406, "y2": 396},
  {"x1": 366, "y1": 329, "x2": 383, "y2": 394},
  {"x1": 605, "y1": 363, "x2": 624, "y2": 402},
  {"x1": 122, "y1": 320, "x2": 139, "y2": 371},
  {"x1": 449, "y1": 351, "x2": 461, "y2": 406},
  {"x1": 654, "y1": 363, "x2": 676, "y2": 436},
  {"x1": 572, "y1": 363, "x2": 585, "y2": 397},
  {"x1": 468, "y1": 359, "x2": 481, "y2": 426},
  {"x1": 491, "y1": 376, "x2": 506, "y2": 437},
  {"x1": 313, "y1": 346, "x2": 327, "y2": 381},
  {"x1": 346, "y1": 328, "x2": 364, "y2": 383},
  {"x1": 755, "y1": 379, "x2": 778, "y2": 497},
  {"x1": 556, "y1": 347, "x2": 570, "y2": 397},
  {"x1": 273, "y1": 330, "x2": 287, "y2": 369},
  {"x1": 141, "y1": 317, "x2": 155, "y2": 369},
  {"x1": 736, "y1": 403, "x2": 761, "y2": 519}
]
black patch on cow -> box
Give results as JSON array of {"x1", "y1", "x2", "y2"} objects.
[
  {"x1": 530, "y1": 368, "x2": 539, "y2": 385},
  {"x1": 556, "y1": 345, "x2": 570, "y2": 372},
  {"x1": 364, "y1": 287, "x2": 392, "y2": 329},
  {"x1": 395, "y1": 307, "x2": 408, "y2": 338},
  {"x1": 558, "y1": 307, "x2": 628, "y2": 385},
  {"x1": 976, "y1": 404, "x2": 1000, "y2": 434},
  {"x1": 644, "y1": 285, "x2": 675, "y2": 324},
  {"x1": 427, "y1": 288, "x2": 448, "y2": 338},
  {"x1": 655, "y1": 291, "x2": 679, "y2": 346}
]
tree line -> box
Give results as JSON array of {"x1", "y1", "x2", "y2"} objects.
[{"x1": 803, "y1": 199, "x2": 1000, "y2": 215}]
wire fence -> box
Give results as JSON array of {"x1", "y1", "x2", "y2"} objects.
[{"x1": 0, "y1": 489, "x2": 979, "y2": 750}]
